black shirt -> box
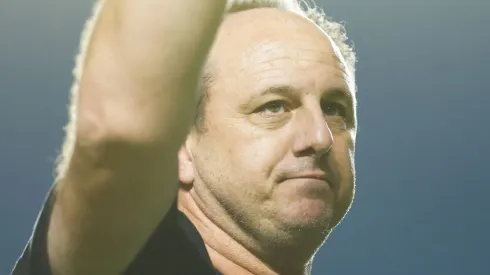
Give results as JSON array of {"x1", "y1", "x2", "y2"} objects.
[{"x1": 11, "y1": 187, "x2": 220, "y2": 275}]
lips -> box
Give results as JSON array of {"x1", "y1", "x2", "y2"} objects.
[
  {"x1": 280, "y1": 170, "x2": 334, "y2": 189},
  {"x1": 287, "y1": 171, "x2": 328, "y2": 181}
]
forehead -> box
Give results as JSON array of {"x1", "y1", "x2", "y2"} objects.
[{"x1": 208, "y1": 8, "x2": 355, "y2": 100}]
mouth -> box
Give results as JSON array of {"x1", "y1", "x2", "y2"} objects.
[
  {"x1": 289, "y1": 172, "x2": 328, "y2": 181},
  {"x1": 281, "y1": 171, "x2": 334, "y2": 189}
]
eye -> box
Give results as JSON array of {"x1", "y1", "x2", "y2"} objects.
[
  {"x1": 257, "y1": 100, "x2": 289, "y2": 117},
  {"x1": 322, "y1": 101, "x2": 347, "y2": 117}
]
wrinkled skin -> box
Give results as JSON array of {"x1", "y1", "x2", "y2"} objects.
[{"x1": 178, "y1": 8, "x2": 357, "y2": 274}]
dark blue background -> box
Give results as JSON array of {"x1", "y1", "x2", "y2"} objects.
[{"x1": 1, "y1": 0, "x2": 489, "y2": 274}]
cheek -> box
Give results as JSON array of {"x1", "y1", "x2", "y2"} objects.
[
  {"x1": 201, "y1": 104, "x2": 292, "y2": 187},
  {"x1": 228, "y1": 125, "x2": 290, "y2": 179},
  {"x1": 330, "y1": 134, "x2": 355, "y2": 196},
  {"x1": 202, "y1": 127, "x2": 288, "y2": 202}
]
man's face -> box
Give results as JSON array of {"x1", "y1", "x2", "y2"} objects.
[{"x1": 182, "y1": 8, "x2": 356, "y2": 243}]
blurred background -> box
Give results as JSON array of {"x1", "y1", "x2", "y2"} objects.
[{"x1": 1, "y1": 0, "x2": 489, "y2": 274}]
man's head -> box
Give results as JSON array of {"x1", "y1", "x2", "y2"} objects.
[
  {"x1": 178, "y1": 0, "x2": 357, "y2": 260},
  {"x1": 194, "y1": 0, "x2": 356, "y2": 133}
]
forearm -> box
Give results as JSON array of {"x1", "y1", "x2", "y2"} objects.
[{"x1": 78, "y1": 0, "x2": 226, "y2": 144}]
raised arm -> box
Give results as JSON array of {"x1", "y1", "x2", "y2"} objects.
[{"x1": 47, "y1": 1, "x2": 226, "y2": 274}]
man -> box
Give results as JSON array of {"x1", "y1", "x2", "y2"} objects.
[{"x1": 12, "y1": 0, "x2": 357, "y2": 274}]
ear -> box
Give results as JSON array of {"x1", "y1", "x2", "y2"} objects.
[{"x1": 178, "y1": 138, "x2": 195, "y2": 186}]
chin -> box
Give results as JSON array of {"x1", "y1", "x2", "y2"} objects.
[{"x1": 277, "y1": 198, "x2": 335, "y2": 231}]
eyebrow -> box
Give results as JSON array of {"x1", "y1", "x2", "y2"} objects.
[
  {"x1": 258, "y1": 85, "x2": 296, "y2": 97},
  {"x1": 251, "y1": 84, "x2": 354, "y2": 106},
  {"x1": 322, "y1": 87, "x2": 354, "y2": 107},
  {"x1": 240, "y1": 85, "x2": 293, "y2": 108}
]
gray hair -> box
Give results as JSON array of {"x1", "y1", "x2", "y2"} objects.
[
  {"x1": 194, "y1": 0, "x2": 357, "y2": 132},
  {"x1": 225, "y1": 0, "x2": 356, "y2": 74}
]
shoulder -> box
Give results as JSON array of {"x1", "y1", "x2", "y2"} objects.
[
  {"x1": 11, "y1": 187, "x2": 217, "y2": 275},
  {"x1": 125, "y1": 202, "x2": 216, "y2": 274}
]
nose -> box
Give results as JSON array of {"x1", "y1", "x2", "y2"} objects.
[{"x1": 292, "y1": 105, "x2": 333, "y2": 157}]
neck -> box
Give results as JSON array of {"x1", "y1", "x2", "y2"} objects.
[{"x1": 177, "y1": 189, "x2": 315, "y2": 275}]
